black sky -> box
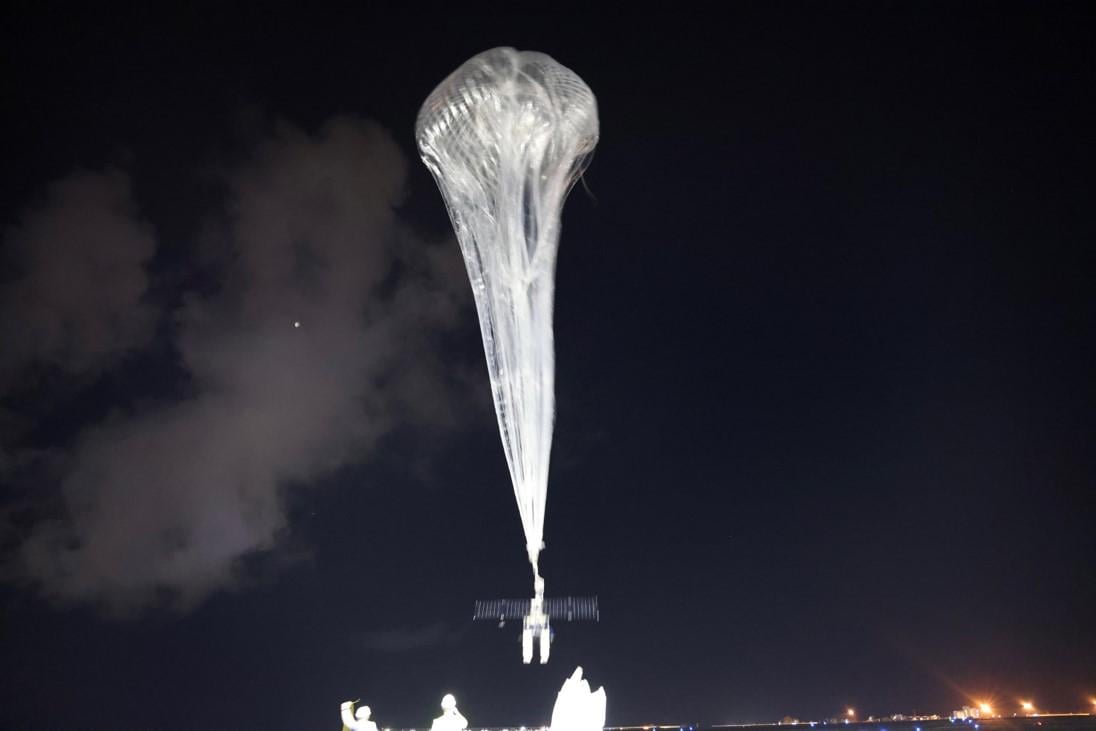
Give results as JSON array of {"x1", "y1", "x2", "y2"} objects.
[{"x1": 2, "y1": 3, "x2": 1095, "y2": 730}]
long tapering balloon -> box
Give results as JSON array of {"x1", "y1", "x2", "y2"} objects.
[{"x1": 416, "y1": 47, "x2": 598, "y2": 579}]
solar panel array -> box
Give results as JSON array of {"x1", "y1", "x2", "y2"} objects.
[{"x1": 473, "y1": 596, "x2": 599, "y2": 622}]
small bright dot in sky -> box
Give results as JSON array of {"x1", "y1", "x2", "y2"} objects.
[{"x1": 293, "y1": 321, "x2": 300, "y2": 328}]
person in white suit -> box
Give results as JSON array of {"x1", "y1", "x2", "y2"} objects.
[
  {"x1": 341, "y1": 701, "x2": 379, "y2": 731},
  {"x1": 430, "y1": 693, "x2": 469, "y2": 731}
]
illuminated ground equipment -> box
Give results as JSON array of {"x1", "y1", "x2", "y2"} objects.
[
  {"x1": 416, "y1": 47, "x2": 599, "y2": 664},
  {"x1": 474, "y1": 583, "x2": 599, "y2": 664}
]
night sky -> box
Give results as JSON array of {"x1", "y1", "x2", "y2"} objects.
[{"x1": 2, "y1": 4, "x2": 1094, "y2": 730}]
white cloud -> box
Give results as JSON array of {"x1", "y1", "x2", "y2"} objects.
[{"x1": 10, "y1": 116, "x2": 469, "y2": 614}]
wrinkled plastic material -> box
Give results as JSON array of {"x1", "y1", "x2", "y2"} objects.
[
  {"x1": 550, "y1": 667, "x2": 607, "y2": 731},
  {"x1": 416, "y1": 48, "x2": 598, "y2": 575}
]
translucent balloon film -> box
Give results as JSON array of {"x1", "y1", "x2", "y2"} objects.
[{"x1": 416, "y1": 48, "x2": 598, "y2": 573}]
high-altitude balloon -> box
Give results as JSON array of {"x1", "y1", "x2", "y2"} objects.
[{"x1": 416, "y1": 47, "x2": 598, "y2": 584}]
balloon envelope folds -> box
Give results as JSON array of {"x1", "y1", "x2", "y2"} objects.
[{"x1": 416, "y1": 47, "x2": 598, "y2": 574}]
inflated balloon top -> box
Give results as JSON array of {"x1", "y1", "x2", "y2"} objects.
[
  {"x1": 416, "y1": 47, "x2": 599, "y2": 213},
  {"x1": 416, "y1": 48, "x2": 598, "y2": 579}
]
